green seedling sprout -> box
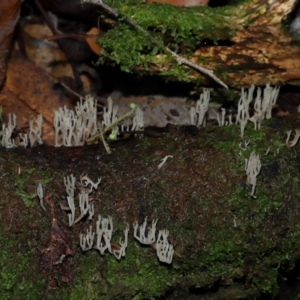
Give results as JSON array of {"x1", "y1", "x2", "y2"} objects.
[{"x1": 88, "y1": 103, "x2": 137, "y2": 154}]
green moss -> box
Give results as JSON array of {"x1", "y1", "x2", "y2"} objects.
[
  {"x1": 51, "y1": 240, "x2": 177, "y2": 300},
  {"x1": 13, "y1": 167, "x2": 53, "y2": 208},
  {"x1": 106, "y1": 242, "x2": 175, "y2": 299},
  {"x1": 0, "y1": 235, "x2": 45, "y2": 299},
  {"x1": 97, "y1": 24, "x2": 161, "y2": 73},
  {"x1": 152, "y1": 120, "x2": 298, "y2": 296},
  {"x1": 210, "y1": 121, "x2": 286, "y2": 157},
  {"x1": 53, "y1": 253, "x2": 108, "y2": 300}
]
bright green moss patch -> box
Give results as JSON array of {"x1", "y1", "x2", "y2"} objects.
[{"x1": 97, "y1": 24, "x2": 162, "y2": 73}]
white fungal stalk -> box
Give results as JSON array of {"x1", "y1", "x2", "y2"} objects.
[
  {"x1": 245, "y1": 151, "x2": 262, "y2": 197},
  {"x1": 133, "y1": 217, "x2": 175, "y2": 264},
  {"x1": 286, "y1": 129, "x2": 300, "y2": 148},
  {"x1": 195, "y1": 88, "x2": 210, "y2": 127}
]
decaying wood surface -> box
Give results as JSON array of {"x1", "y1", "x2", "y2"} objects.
[
  {"x1": 145, "y1": 0, "x2": 300, "y2": 87},
  {"x1": 195, "y1": 25, "x2": 300, "y2": 86}
]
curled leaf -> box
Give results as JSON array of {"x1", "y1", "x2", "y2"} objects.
[{"x1": 0, "y1": 0, "x2": 21, "y2": 89}]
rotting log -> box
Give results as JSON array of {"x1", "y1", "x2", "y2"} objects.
[
  {"x1": 2, "y1": 119, "x2": 300, "y2": 298},
  {"x1": 92, "y1": 0, "x2": 300, "y2": 87}
]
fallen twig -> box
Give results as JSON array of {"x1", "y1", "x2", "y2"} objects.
[{"x1": 87, "y1": 105, "x2": 136, "y2": 154}]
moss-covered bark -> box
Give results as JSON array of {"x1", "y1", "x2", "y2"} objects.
[
  {"x1": 1, "y1": 115, "x2": 300, "y2": 299},
  {"x1": 91, "y1": 0, "x2": 300, "y2": 87}
]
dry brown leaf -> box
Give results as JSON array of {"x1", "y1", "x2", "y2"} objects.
[
  {"x1": 39, "y1": 192, "x2": 73, "y2": 290},
  {"x1": 0, "y1": 50, "x2": 72, "y2": 145},
  {"x1": 40, "y1": 219, "x2": 72, "y2": 272},
  {"x1": 0, "y1": 0, "x2": 21, "y2": 89},
  {"x1": 40, "y1": 216, "x2": 73, "y2": 290},
  {"x1": 22, "y1": 23, "x2": 67, "y2": 70},
  {"x1": 85, "y1": 27, "x2": 102, "y2": 56},
  {"x1": 22, "y1": 23, "x2": 76, "y2": 80}
]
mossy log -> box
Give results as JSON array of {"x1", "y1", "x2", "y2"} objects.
[
  {"x1": 95, "y1": 0, "x2": 300, "y2": 87},
  {"x1": 1, "y1": 117, "x2": 300, "y2": 299}
]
